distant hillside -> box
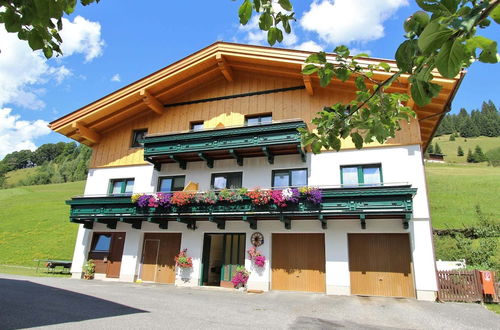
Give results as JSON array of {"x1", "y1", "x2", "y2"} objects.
[
  {"x1": 425, "y1": 163, "x2": 500, "y2": 228},
  {"x1": 429, "y1": 135, "x2": 500, "y2": 163},
  {"x1": 0, "y1": 181, "x2": 84, "y2": 266}
]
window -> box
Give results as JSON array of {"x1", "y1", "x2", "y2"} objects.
[
  {"x1": 92, "y1": 234, "x2": 111, "y2": 252},
  {"x1": 131, "y1": 129, "x2": 147, "y2": 148},
  {"x1": 109, "y1": 178, "x2": 135, "y2": 195},
  {"x1": 190, "y1": 121, "x2": 204, "y2": 131},
  {"x1": 341, "y1": 164, "x2": 382, "y2": 186},
  {"x1": 211, "y1": 172, "x2": 243, "y2": 190},
  {"x1": 272, "y1": 169, "x2": 308, "y2": 188},
  {"x1": 245, "y1": 114, "x2": 272, "y2": 126},
  {"x1": 158, "y1": 176, "x2": 185, "y2": 192}
]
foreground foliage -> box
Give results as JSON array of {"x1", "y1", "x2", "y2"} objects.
[{"x1": 238, "y1": 0, "x2": 500, "y2": 151}]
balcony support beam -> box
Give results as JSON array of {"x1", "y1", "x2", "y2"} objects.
[
  {"x1": 403, "y1": 213, "x2": 411, "y2": 229},
  {"x1": 148, "y1": 217, "x2": 168, "y2": 230},
  {"x1": 303, "y1": 74, "x2": 314, "y2": 96},
  {"x1": 229, "y1": 149, "x2": 243, "y2": 166},
  {"x1": 169, "y1": 155, "x2": 187, "y2": 170},
  {"x1": 120, "y1": 217, "x2": 142, "y2": 230},
  {"x1": 209, "y1": 216, "x2": 225, "y2": 230},
  {"x1": 280, "y1": 215, "x2": 291, "y2": 230},
  {"x1": 318, "y1": 214, "x2": 327, "y2": 230},
  {"x1": 198, "y1": 152, "x2": 214, "y2": 168},
  {"x1": 360, "y1": 214, "x2": 366, "y2": 230},
  {"x1": 297, "y1": 145, "x2": 306, "y2": 162},
  {"x1": 243, "y1": 216, "x2": 257, "y2": 230},
  {"x1": 83, "y1": 221, "x2": 94, "y2": 229},
  {"x1": 176, "y1": 217, "x2": 196, "y2": 230},
  {"x1": 262, "y1": 147, "x2": 274, "y2": 164}
]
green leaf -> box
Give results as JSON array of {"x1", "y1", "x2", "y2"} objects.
[
  {"x1": 351, "y1": 132, "x2": 363, "y2": 149},
  {"x1": 418, "y1": 22, "x2": 453, "y2": 55},
  {"x1": 410, "y1": 79, "x2": 442, "y2": 106},
  {"x1": 278, "y1": 0, "x2": 293, "y2": 11},
  {"x1": 379, "y1": 62, "x2": 391, "y2": 72},
  {"x1": 34, "y1": 0, "x2": 50, "y2": 21},
  {"x1": 334, "y1": 45, "x2": 349, "y2": 58},
  {"x1": 354, "y1": 76, "x2": 367, "y2": 92},
  {"x1": 311, "y1": 141, "x2": 322, "y2": 154},
  {"x1": 258, "y1": 12, "x2": 273, "y2": 30},
  {"x1": 395, "y1": 40, "x2": 417, "y2": 73},
  {"x1": 302, "y1": 64, "x2": 318, "y2": 75},
  {"x1": 253, "y1": 0, "x2": 261, "y2": 12},
  {"x1": 465, "y1": 35, "x2": 498, "y2": 64},
  {"x1": 435, "y1": 39, "x2": 466, "y2": 78},
  {"x1": 28, "y1": 31, "x2": 45, "y2": 50},
  {"x1": 64, "y1": 0, "x2": 78, "y2": 14},
  {"x1": 43, "y1": 46, "x2": 53, "y2": 59},
  {"x1": 490, "y1": 4, "x2": 500, "y2": 24},
  {"x1": 3, "y1": 9, "x2": 22, "y2": 33},
  {"x1": 267, "y1": 27, "x2": 278, "y2": 46},
  {"x1": 330, "y1": 136, "x2": 341, "y2": 151},
  {"x1": 305, "y1": 51, "x2": 326, "y2": 64},
  {"x1": 238, "y1": 0, "x2": 253, "y2": 25}
]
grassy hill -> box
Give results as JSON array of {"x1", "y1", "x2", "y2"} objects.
[
  {"x1": 0, "y1": 181, "x2": 84, "y2": 266},
  {"x1": 4, "y1": 167, "x2": 38, "y2": 187},
  {"x1": 425, "y1": 163, "x2": 500, "y2": 228},
  {"x1": 430, "y1": 135, "x2": 500, "y2": 163}
]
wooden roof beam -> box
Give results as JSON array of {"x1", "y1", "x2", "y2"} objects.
[
  {"x1": 139, "y1": 89, "x2": 164, "y2": 115},
  {"x1": 216, "y1": 53, "x2": 234, "y2": 82},
  {"x1": 303, "y1": 74, "x2": 314, "y2": 96},
  {"x1": 72, "y1": 122, "x2": 101, "y2": 144}
]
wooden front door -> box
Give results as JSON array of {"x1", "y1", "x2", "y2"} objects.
[
  {"x1": 348, "y1": 233, "x2": 416, "y2": 298},
  {"x1": 141, "y1": 233, "x2": 181, "y2": 284},
  {"x1": 272, "y1": 233, "x2": 326, "y2": 292},
  {"x1": 88, "y1": 232, "x2": 126, "y2": 278},
  {"x1": 106, "y1": 232, "x2": 126, "y2": 278}
]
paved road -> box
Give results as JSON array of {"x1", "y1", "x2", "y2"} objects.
[{"x1": 0, "y1": 274, "x2": 498, "y2": 329}]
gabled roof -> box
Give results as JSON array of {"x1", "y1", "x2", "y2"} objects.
[{"x1": 49, "y1": 41, "x2": 463, "y2": 148}]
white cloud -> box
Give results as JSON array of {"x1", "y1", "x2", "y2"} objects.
[
  {"x1": 0, "y1": 108, "x2": 51, "y2": 159},
  {"x1": 294, "y1": 40, "x2": 324, "y2": 52},
  {"x1": 238, "y1": 16, "x2": 299, "y2": 47},
  {"x1": 301, "y1": 0, "x2": 408, "y2": 46},
  {"x1": 110, "y1": 73, "x2": 121, "y2": 82},
  {"x1": 60, "y1": 16, "x2": 105, "y2": 62}
]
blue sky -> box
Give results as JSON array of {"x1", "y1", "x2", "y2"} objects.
[{"x1": 0, "y1": 0, "x2": 498, "y2": 158}]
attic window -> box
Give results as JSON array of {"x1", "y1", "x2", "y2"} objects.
[
  {"x1": 190, "y1": 121, "x2": 204, "y2": 131},
  {"x1": 245, "y1": 114, "x2": 272, "y2": 126},
  {"x1": 131, "y1": 129, "x2": 147, "y2": 148}
]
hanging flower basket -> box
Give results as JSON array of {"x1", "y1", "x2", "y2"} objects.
[
  {"x1": 248, "y1": 246, "x2": 266, "y2": 267},
  {"x1": 174, "y1": 249, "x2": 193, "y2": 268}
]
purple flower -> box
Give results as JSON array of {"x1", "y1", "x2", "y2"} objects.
[
  {"x1": 307, "y1": 188, "x2": 322, "y2": 204},
  {"x1": 157, "y1": 193, "x2": 172, "y2": 207},
  {"x1": 137, "y1": 194, "x2": 151, "y2": 208}
]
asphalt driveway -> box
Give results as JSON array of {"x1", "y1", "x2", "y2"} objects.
[{"x1": 0, "y1": 273, "x2": 498, "y2": 329}]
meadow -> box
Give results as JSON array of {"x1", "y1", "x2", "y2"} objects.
[{"x1": 430, "y1": 135, "x2": 500, "y2": 163}]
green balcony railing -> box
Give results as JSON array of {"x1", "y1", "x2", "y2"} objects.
[
  {"x1": 142, "y1": 120, "x2": 308, "y2": 169},
  {"x1": 67, "y1": 185, "x2": 416, "y2": 230}
]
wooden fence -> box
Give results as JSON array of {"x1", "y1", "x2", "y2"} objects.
[
  {"x1": 437, "y1": 270, "x2": 500, "y2": 303},
  {"x1": 437, "y1": 270, "x2": 484, "y2": 302}
]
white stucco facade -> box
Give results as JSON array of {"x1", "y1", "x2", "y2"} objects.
[{"x1": 70, "y1": 144, "x2": 438, "y2": 301}]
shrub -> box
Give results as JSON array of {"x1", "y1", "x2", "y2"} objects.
[{"x1": 486, "y1": 146, "x2": 500, "y2": 167}]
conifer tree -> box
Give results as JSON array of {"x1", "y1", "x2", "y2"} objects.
[
  {"x1": 434, "y1": 143, "x2": 442, "y2": 154},
  {"x1": 467, "y1": 149, "x2": 474, "y2": 163},
  {"x1": 457, "y1": 146, "x2": 464, "y2": 157},
  {"x1": 473, "y1": 145, "x2": 487, "y2": 162},
  {"x1": 427, "y1": 143, "x2": 434, "y2": 154}
]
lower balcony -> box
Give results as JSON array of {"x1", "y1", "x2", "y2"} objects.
[{"x1": 67, "y1": 185, "x2": 416, "y2": 230}]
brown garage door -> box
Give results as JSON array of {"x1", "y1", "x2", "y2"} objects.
[
  {"x1": 272, "y1": 233, "x2": 325, "y2": 292},
  {"x1": 348, "y1": 233, "x2": 415, "y2": 298},
  {"x1": 141, "y1": 233, "x2": 181, "y2": 284}
]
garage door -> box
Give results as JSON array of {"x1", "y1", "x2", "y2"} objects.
[
  {"x1": 272, "y1": 233, "x2": 325, "y2": 292},
  {"x1": 141, "y1": 233, "x2": 181, "y2": 284},
  {"x1": 348, "y1": 233, "x2": 415, "y2": 298}
]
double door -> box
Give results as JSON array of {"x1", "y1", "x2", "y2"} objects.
[{"x1": 141, "y1": 233, "x2": 181, "y2": 283}]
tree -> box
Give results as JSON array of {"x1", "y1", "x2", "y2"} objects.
[
  {"x1": 427, "y1": 143, "x2": 434, "y2": 154},
  {"x1": 457, "y1": 146, "x2": 464, "y2": 156},
  {"x1": 460, "y1": 116, "x2": 480, "y2": 138},
  {"x1": 434, "y1": 143, "x2": 442, "y2": 154},
  {"x1": 237, "y1": 0, "x2": 500, "y2": 152},
  {"x1": 449, "y1": 134, "x2": 455, "y2": 141},
  {"x1": 0, "y1": 1, "x2": 100, "y2": 58},
  {"x1": 486, "y1": 146, "x2": 500, "y2": 166},
  {"x1": 467, "y1": 149, "x2": 474, "y2": 162},
  {"x1": 473, "y1": 145, "x2": 487, "y2": 162}
]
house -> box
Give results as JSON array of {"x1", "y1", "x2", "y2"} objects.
[
  {"x1": 426, "y1": 153, "x2": 446, "y2": 163},
  {"x1": 49, "y1": 42, "x2": 463, "y2": 300}
]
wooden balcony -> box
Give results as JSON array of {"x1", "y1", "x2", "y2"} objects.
[
  {"x1": 67, "y1": 185, "x2": 416, "y2": 230},
  {"x1": 142, "y1": 120, "x2": 307, "y2": 169}
]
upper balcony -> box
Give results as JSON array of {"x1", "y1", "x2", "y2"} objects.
[
  {"x1": 67, "y1": 184, "x2": 416, "y2": 231},
  {"x1": 143, "y1": 120, "x2": 307, "y2": 170}
]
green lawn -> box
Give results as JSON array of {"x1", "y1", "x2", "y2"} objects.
[
  {"x1": 486, "y1": 304, "x2": 500, "y2": 315},
  {"x1": 0, "y1": 181, "x2": 84, "y2": 267},
  {"x1": 425, "y1": 163, "x2": 500, "y2": 229},
  {"x1": 431, "y1": 135, "x2": 500, "y2": 163},
  {"x1": 0, "y1": 265, "x2": 71, "y2": 277}
]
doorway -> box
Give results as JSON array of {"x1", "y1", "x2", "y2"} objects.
[
  {"x1": 140, "y1": 233, "x2": 181, "y2": 284},
  {"x1": 88, "y1": 232, "x2": 126, "y2": 278},
  {"x1": 201, "y1": 233, "x2": 246, "y2": 287}
]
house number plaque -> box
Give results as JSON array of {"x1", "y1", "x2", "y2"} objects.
[{"x1": 251, "y1": 232, "x2": 264, "y2": 247}]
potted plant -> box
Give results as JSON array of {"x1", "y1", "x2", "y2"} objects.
[
  {"x1": 174, "y1": 249, "x2": 193, "y2": 268},
  {"x1": 83, "y1": 259, "x2": 95, "y2": 280},
  {"x1": 231, "y1": 266, "x2": 250, "y2": 290}
]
